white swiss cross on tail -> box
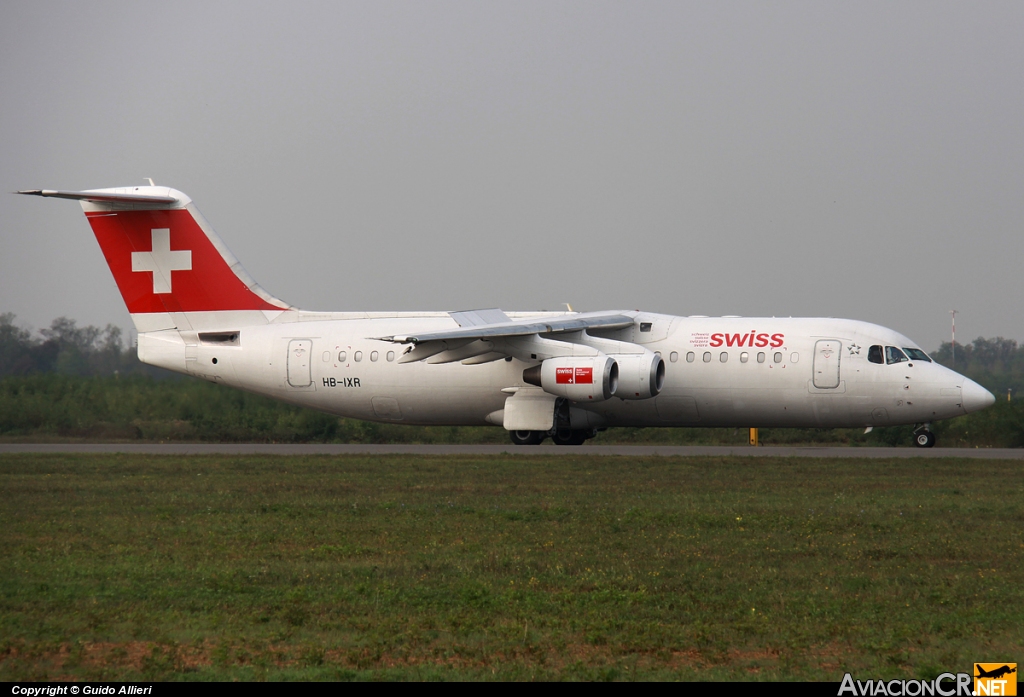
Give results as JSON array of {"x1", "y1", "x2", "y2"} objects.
[{"x1": 131, "y1": 228, "x2": 192, "y2": 294}]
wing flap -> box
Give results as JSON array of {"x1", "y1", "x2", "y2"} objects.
[
  {"x1": 426, "y1": 339, "x2": 496, "y2": 364},
  {"x1": 397, "y1": 340, "x2": 471, "y2": 364},
  {"x1": 461, "y1": 352, "x2": 508, "y2": 365}
]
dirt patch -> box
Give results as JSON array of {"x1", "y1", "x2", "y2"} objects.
[{"x1": 0, "y1": 637, "x2": 862, "y2": 679}]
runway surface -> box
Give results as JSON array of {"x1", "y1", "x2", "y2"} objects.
[{"x1": 1, "y1": 444, "x2": 1022, "y2": 458}]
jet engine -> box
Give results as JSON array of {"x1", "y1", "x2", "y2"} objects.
[
  {"x1": 522, "y1": 355, "x2": 618, "y2": 402},
  {"x1": 612, "y1": 351, "x2": 666, "y2": 400}
]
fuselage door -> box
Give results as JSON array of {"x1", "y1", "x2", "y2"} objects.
[
  {"x1": 287, "y1": 339, "x2": 313, "y2": 387},
  {"x1": 812, "y1": 340, "x2": 842, "y2": 389}
]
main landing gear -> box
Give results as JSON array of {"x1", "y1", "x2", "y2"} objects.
[
  {"x1": 913, "y1": 424, "x2": 936, "y2": 448},
  {"x1": 508, "y1": 397, "x2": 598, "y2": 446},
  {"x1": 509, "y1": 430, "x2": 546, "y2": 446},
  {"x1": 508, "y1": 429, "x2": 596, "y2": 446},
  {"x1": 551, "y1": 429, "x2": 589, "y2": 446}
]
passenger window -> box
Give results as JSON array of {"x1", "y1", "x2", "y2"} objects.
[
  {"x1": 774, "y1": 352, "x2": 783, "y2": 364},
  {"x1": 338, "y1": 351, "x2": 347, "y2": 362},
  {"x1": 790, "y1": 352, "x2": 799, "y2": 363},
  {"x1": 720, "y1": 352, "x2": 728, "y2": 363},
  {"x1": 669, "y1": 351, "x2": 678, "y2": 362},
  {"x1": 322, "y1": 351, "x2": 331, "y2": 362},
  {"x1": 354, "y1": 351, "x2": 363, "y2": 362},
  {"x1": 868, "y1": 345, "x2": 883, "y2": 364},
  {"x1": 885, "y1": 346, "x2": 908, "y2": 365},
  {"x1": 903, "y1": 348, "x2": 932, "y2": 363},
  {"x1": 370, "y1": 351, "x2": 379, "y2": 362},
  {"x1": 387, "y1": 351, "x2": 395, "y2": 362},
  {"x1": 686, "y1": 352, "x2": 695, "y2": 363},
  {"x1": 757, "y1": 352, "x2": 765, "y2": 363},
  {"x1": 703, "y1": 352, "x2": 712, "y2": 363},
  {"x1": 740, "y1": 352, "x2": 749, "y2": 363}
]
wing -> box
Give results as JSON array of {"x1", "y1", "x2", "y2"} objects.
[{"x1": 374, "y1": 309, "x2": 638, "y2": 364}]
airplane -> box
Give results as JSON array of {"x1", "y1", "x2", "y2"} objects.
[{"x1": 17, "y1": 185, "x2": 995, "y2": 447}]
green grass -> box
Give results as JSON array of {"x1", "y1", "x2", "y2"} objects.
[{"x1": 1, "y1": 454, "x2": 1021, "y2": 681}]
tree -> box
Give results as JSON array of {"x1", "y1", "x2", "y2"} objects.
[
  {"x1": 932, "y1": 337, "x2": 1024, "y2": 396},
  {"x1": 0, "y1": 313, "x2": 141, "y2": 377}
]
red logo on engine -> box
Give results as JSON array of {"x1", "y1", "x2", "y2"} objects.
[
  {"x1": 555, "y1": 366, "x2": 594, "y2": 384},
  {"x1": 555, "y1": 367, "x2": 575, "y2": 384}
]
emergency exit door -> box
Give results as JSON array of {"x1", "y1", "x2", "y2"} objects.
[
  {"x1": 287, "y1": 339, "x2": 312, "y2": 387},
  {"x1": 813, "y1": 340, "x2": 842, "y2": 389}
]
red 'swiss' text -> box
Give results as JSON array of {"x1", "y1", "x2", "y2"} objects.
[{"x1": 709, "y1": 332, "x2": 785, "y2": 348}]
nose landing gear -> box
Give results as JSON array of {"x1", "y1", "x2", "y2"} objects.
[{"x1": 913, "y1": 424, "x2": 936, "y2": 448}]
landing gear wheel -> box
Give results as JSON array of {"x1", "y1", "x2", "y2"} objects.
[
  {"x1": 509, "y1": 430, "x2": 546, "y2": 446},
  {"x1": 551, "y1": 429, "x2": 588, "y2": 446},
  {"x1": 914, "y1": 431, "x2": 936, "y2": 448}
]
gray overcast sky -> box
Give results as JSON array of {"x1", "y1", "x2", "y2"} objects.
[{"x1": 2, "y1": 1, "x2": 1021, "y2": 351}]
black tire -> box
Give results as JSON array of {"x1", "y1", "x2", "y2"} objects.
[
  {"x1": 551, "y1": 429, "x2": 588, "y2": 446},
  {"x1": 509, "y1": 430, "x2": 546, "y2": 446},
  {"x1": 914, "y1": 431, "x2": 936, "y2": 448}
]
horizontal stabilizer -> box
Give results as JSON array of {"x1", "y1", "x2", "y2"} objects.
[{"x1": 17, "y1": 189, "x2": 178, "y2": 205}]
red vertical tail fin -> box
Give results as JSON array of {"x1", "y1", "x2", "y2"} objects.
[{"x1": 19, "y1": 186, "x2": 292, "y2": 330}]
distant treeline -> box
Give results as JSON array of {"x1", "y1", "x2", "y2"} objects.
[
  {"x1": 0, "y1": 313, "x2": 164, "y2": 379},
  {"x1": 1, "y1": 313, "x2": 1022, "y2": 446},
  {"x1": 930, "y1": 338, "x2": 1024, "y2": 399}
]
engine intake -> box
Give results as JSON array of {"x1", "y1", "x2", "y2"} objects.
[
  {"x1": 523, "y1": 355, "x2": 618, "y2": 402},
  {"x1": 613, "y1": 351, "x2": 666, "y2": 400}
]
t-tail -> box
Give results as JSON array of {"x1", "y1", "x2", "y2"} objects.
[
  {"x1": 17, "y1": 186, "x2": 293, "y2": 334},
  {"x1": 19, "y1": 185, "x2": 296, "y2": 378}
]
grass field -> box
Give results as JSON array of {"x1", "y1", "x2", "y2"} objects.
[{"x1": 1, "y1": 454, "x2": 1021, "y2": 681}]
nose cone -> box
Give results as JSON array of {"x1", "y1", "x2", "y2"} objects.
[{"x1": 962, "y1": 378, "x2": 996, "y2": 413}]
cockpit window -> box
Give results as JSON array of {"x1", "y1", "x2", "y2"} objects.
[
  {"x1": 903, "y1": 348, "x2": 932, "y2": 363},
  {"x1": 885, "y1": 346, "x2": 909, "y2": 364},
  {"x1": 868, "y1": 345, "x2": 884, "y2": 364}
]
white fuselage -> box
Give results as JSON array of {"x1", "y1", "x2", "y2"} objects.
[
  {"x1": 20, "y1": 185, "x2": 992, "y2": 439},
  {"x1": 138, "y1": 311, "x2": 979, "y2": 430}
]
